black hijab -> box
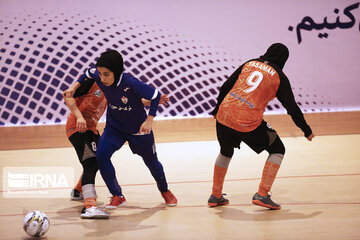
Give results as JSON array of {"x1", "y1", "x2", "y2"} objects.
[
  {"x1": 260, "y1": 43, "x2": 289, "y2": 69},
  {"x1": 96, "y1": 49, "x2": 124, "y2": 85}
]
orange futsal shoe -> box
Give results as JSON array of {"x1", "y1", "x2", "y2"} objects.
[
  {"x1": 161, "y1": 190, "x2": 177, "y2": 207},
  {"x1": 208, "y1": 194, "x2": 229, "y2": 207},
  {"x1": 106, "y1": 195, "x2": 127, "y2": 209},
  {"x1": 252, "y1": 192, "x2": 281, "y2": 210}
]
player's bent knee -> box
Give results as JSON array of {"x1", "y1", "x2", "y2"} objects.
[
  {"x1": 95, "y1": 149, "x2": 112, "y2": 164},
  {"x1": 266, "y1": 136, "x2": 285, "y2": 155},
  {"x1": 83, "y1": 157, "x2": 98, "y2": 171},
  {"x1": 220, "y1": 147, "x2": 234, "y2": 158}
]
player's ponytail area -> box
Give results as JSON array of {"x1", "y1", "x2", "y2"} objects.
[{"x1": 0, "y1": 134, "x2": 359, "y2": 240}]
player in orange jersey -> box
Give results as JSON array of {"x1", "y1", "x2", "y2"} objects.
[
  {"x1": 64, "y1": 77, "x2": 109, "y2": 218},
  {"x1": 64, "y1": 78, "x2": 169, "y2": 218},
  {"x1": 208, "y1": 43, "x2": 315, "y2": 209}
]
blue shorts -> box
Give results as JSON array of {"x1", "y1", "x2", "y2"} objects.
[{"x1": 97, "y1": 126, "x2": 156, "y2": 160}]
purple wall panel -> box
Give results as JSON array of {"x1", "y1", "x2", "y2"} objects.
[{"x1": 0, "y1": 0, "x2": 359, "y2": 126}]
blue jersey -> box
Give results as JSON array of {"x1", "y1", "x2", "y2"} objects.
[{"x1": 78, "y1": 68, "x2": 160, "y2": 134}]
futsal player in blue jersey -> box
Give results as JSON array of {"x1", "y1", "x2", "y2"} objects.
[{"x1": 64, "y1": 49, "x2": 177, "y2": 208}]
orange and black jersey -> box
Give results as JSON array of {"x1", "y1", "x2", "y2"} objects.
[
  {"x1": 212, "y1": 58, "x2": 312, "y2": 137},
  {"x1": 66, "y1": 78, "x2": 107, "y2": 138}
]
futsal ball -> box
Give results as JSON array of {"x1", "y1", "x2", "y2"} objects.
[{"x1": 23, "y1": 211, "x2": 50, "y2": 238}]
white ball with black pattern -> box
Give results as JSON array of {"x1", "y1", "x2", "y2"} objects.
[{"x1": 23, "y1": 211, "x2": 50, "y2": 237}]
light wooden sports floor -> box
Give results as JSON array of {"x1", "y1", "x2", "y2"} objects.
[{"x1": 0, "y1": 112, "x2": 359, "y2": 240}]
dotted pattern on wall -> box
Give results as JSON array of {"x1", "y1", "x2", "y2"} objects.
[{"x1": 0, "y1": 9, "x2": 339, "y2": 126}]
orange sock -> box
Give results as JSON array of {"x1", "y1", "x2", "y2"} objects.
[
  {"x1": 74, "y1": 178, "x2": 82, "y2": 193},
  {"x1": 212, "y1": 165, "x2": 228, "y2": 198},
  {"x1": 84, "y1": 197, "x2": 96, "y2": 209},
  {"x1": 258, "y1": 161, "x2": 280, "y2": 196}
]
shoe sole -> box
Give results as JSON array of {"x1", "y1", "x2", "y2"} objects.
[
  {"x1": 166, "y1": 203, "x2": 177, "y2": 207},
  {"x1": 252, "y1": 200, "x2": 281, "y2": 210},
  {"x1": 208, "y1": 201, "x2": 229, "y2": 207},
  {"x1": 106, "y1": 201, "x2": 127, "y2": 209},
  {"x1": 81, "y1": 215, "x2": 110, "y2": 219}
]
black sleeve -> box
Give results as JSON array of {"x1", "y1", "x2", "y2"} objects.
[
  {"x1": 211, "y1": 63, "x2": 245, "y2": 115},
  {"x1": 73, "y1": 78, "x2": 96, "y2": 98},
  {"x1": 276, "y1": 72, "x2": 312, "y2": 137}
]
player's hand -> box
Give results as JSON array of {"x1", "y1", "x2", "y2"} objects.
[
  {"x1": 306, "y1": 133, "x2": 315, "y2": 141},
  {"x1": 63, "y1": 88, "x2": 76, "y2": 98},
  {"x1": 76, "y1": 116, "x2": 87, "y2": 133},
  {"x1": 63, "y1": 82, "x2": 81, "y2": 98},
  {"x1": 159, "y1": 94, "x2": 169, "y2": 106},
  {"x1": 139, "y1": 116, "x2": 154, "y2": 134}
]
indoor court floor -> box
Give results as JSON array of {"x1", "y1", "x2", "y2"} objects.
[{"x1": 0, "y1": 134, "x2": 359, "y2": 239}]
